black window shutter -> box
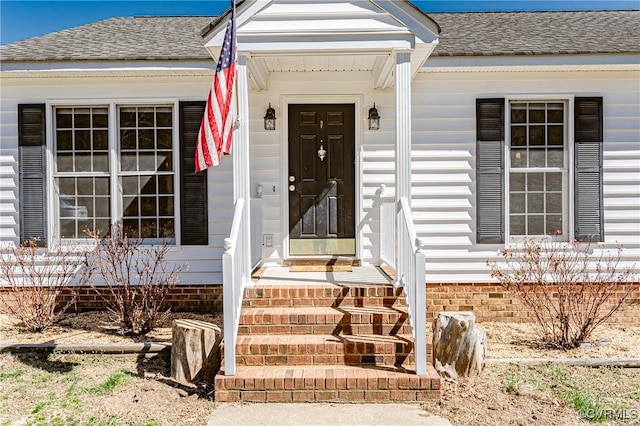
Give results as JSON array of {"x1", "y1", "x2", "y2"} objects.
[
  {"x1": 179, "y1": 102, "x2": 208, "y2": 245},
  {"x1": 18, "y1": 104, "x2": 47, "y2": 246},
  {"x1": 476, "y1": 98, "x2": 505, "y2": 244},
  {"x1": 574, "y1": 97, "x2": 604, "y2": 242}
]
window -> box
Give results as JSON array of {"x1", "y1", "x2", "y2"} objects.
[
  {"x1": 53, "y1": 105, "x2": 176, "y2": 242},
  {"x1": 508, "y1": 102, "x2": 567, "y2": 239},
  {"x1": 476, "y1": 97, "x2": 603, "y2": 244}
]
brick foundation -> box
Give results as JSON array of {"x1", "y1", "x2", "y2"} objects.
[
  {"x1": 51, "y1": 285, "x2": 222, "y2": 314},
  {"x1": 427, "y1": 282, "x2": 640, "y2": 325},
  {"x1": 2, "y1": 281, "x2": 638, "y2": 325}
]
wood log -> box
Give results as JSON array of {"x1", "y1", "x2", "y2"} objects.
[
  {"x1": 432, "y1": 311, "x2": 486, "y2": 379},
  {"x1": 170, "y1": 319, "x2": 222, "y2": 383}
]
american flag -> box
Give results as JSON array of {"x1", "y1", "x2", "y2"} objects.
[{"x1": 195, "y1": 0, "x2": 237, "y2": 172}]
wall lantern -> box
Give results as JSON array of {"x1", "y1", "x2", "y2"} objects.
[
  {"x1": 264, "y1": 103, "x2": 276, "y2": 131},
  {"x1": 368, "y1": 103, "x2": 380, "y2": 130}
]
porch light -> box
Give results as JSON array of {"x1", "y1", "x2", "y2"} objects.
[
  {"x1": 264, "y1": 103, "x2": 276, "y2": 130},
  {"x1": 368, "y1": 103, "x2": 380, "y2": 130}
]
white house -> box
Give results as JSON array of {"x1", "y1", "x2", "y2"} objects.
[{"x1": 1, "y1": 1, "x2": 638, "y2": 402}]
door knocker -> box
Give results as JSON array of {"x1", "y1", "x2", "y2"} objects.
[{"x1": 318, "y1": 142, "x2": 326, "y2": 161}]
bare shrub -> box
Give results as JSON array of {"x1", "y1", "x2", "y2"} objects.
[
  {"x1": 83, "y1": 225, "x2": 184, "y2": 335},
  {"x1": 488, "y1": 238, "x2": 638, "y2": 349},
  {"x1": 0, "y1": 239, "x2": 83, "y2": 332}
]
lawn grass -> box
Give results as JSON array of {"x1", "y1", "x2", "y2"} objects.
[{"x1": 0, "y1": 352, "x2": 214, "y2": 426}]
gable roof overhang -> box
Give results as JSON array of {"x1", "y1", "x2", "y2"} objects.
[{"x1": 202, "y1": 0, "x2": 440, "y2": 90}]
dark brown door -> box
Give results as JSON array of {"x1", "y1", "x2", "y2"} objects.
[{"x1": 288, "y1": 104, "x2": 355, "y2": 256}]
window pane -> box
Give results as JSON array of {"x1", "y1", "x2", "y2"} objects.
[
  {"x1": 511, "y1": 149, "x2": 527, "y2": 168},
  {"x1": 510, "y1": 173, "x2": 525, "y2": 191},
  {"x1": 510, "y1": 193, "x2": 525, "y2": 213},
  {"x1": 121, "y1": 153, "x2": 137, "y2": 171},
  {"x1": 138, "y1": 129, "x2": 154, "y2": 149},
  {"x1": 546, "y1": 215, "x2": 563, "y2": 236},
  {"x1": 93, "y1": 153, "x2": 109, "y2": 172},
  {"x1": 74, "y1": 109, "x2": 91, "y2": 128},
  {"x1": 546, "y1": 193, "x2": 563, "y2": 213},
  {"x1": 547, "y1": 103, "x2": 564, "y2": 123},
  {"x1": 123, "y1": 219, "x2": 139, "y2": 238},
  {"x1": 510, "y1": 215, "x2": 525, "y2": 235},
  {"x1": 56, "y1": 109, "x2": 73, "y2": 128},
  {"x1": 75, "y1": 154, "x2": 91, "y2": 172},
  {"x1": 547, "y1": 148, "x2": 564, "y2": 167},
  {"x1": 75, "y1": 130, "x2": 91, "y2": 150},
  {"x1": 57, "y1": 131, "x2": 72, "y2": 150},
  {"x1": 158, "y1": 175, "x2": 173, "y2": 194},
  {"x1": 140, "y1": 176, "x2": 156, "y2": 194},
  {"x1": 95, "y1": 177, "x2": 109, "y2": 195},
  {"x1": 120, "y1": 108, "x2": 137, "y2": 127},
  {"x1": 529, "y1": 104, "x2": 545, "y2": 123},
  {"x1": 157, "y1": 129, "x2": 172, "y2": 148},
  {"x1": 159, "y1": 196, "x2": 174, "y2": 216},
  {"x1": 122, "y1": 176, "x2": 138, "y2": 195},
  {"x1": 93, "y1": 110, "x2": 109, "y2": 128},
  {"x1": 511, "y1": 104, "x2": 527, "y2": 124},
  {"x1": 158, "y1": 152, "x2": 173, "y2": 171},
  {"x1": 546, "y1": 173, "x2": 562, "y2": 191},
  {"x1": 138, "y1": 108, "x2": 155, "y2": 127},
  {"x1": 139, "y1": 153, "x2": 156, "y2": 171},
  {"x1": 511, "y1": 126, "x2": 526, "y2": 146},
  {"x1": 121, "y1": 130, "x2": 136, "y2": 149},
  {"x1": 141, "y1": 197, "x2": 157, "y2": 215},
  {"x1": 95, "y1": 197, "x2": 110, "y2": 217},
  {"x1": 529, "y1": 126, "x2": 545, "y2": 146},
  {"x1": 140, "y1": 219, "x2": 157, "y2": 237},
  {"x1": 93, "y1": 130, "x2": 108, "y2": 150},
  {"x1": 529, "y1": 149, "x2": 545, "y2": 167},
  {"x1": 156, "y1": 108, "x2": 172, "y2": 127},
  {"x1": 123, "y1": 197, "x2": 138, "y2": 216},
  {"x1": 60, "y1": 219, "x2": 76, "y2": 239},
  {"x1": 57, "y1": 153, "x2": 73, "y2": 172},
  {"x1": 527, "y1": 193, "x2": 544, "y2": 213},
  {"x1": 159, "y1": 219, "x2": 175, "y2": 238},
  {"x1": 547, "y1": 125, "x2": 563, "y2": 146},
  {"x1": 527, "y1": 173, "x2": 544, "y2": 191},
  {"x1": 528, "y1": 216, "x2": 544, "y2": 235}
]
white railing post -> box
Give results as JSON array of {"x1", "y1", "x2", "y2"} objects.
[
  {"x1": 222, "y1": 238, "x2": 236, "y2": 376},
  {"x1": 235, "y1": 54, "x2": 251, "y2": 287},
  {"x1": 414, "y1": 237, "x2": 427, "y2": 376}
]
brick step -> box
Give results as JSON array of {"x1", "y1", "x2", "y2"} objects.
[
  {"x1": 232, "y1": 334, "x2": 415, "y2": 367},
  {"x1": 214, "y1": 365, "x2": 441, "y2": 403},
  {"x1": 238, "y1": 306, "x2": 411, "y2": 335},
  {"x1": 243, "y1": 284, "x2": 406, "y2": 308}
]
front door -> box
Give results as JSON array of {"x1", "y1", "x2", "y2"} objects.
[{"x1": 288, "y1": 104, "x2": 355, "y2": 256}]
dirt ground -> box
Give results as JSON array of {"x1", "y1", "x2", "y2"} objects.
[{"x1": 1, "y1": 312, "x2": 640, "y2": 426}]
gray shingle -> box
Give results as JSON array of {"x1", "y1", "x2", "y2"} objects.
[
  {"x1": 1, "y1": 10, "x2": 638, "y2": 62},
  {"x1": 430, "y1": 10, "x2": 640, "y2": 56},
  {"x1": 0, "y1": 16, "x2": 214, "y2": 61}
]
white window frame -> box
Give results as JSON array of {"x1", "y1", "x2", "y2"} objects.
[
  {"x1": 504, "y1": 95, "x2": 575, "y2": 245},
  {"x1": 46, "y1": 99, "x2": 181, "y2": 248}
]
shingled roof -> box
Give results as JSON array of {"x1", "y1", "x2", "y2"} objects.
[
  {"x1": 429, "y1": 10, "x2": 640, "y2": 56},
  {"x1": 1, "y1": 10, "x2": 638, "y2": 62},
  {"x1": 0, "y1": 16, "x2": 214, "y2": 61}
]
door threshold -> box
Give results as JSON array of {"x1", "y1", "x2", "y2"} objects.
[{"x1": 284, "y1": 256, "x2": 361, "y2": 272}]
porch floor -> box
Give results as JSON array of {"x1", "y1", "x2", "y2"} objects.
[{"x1": 253, "y1": 266, "x2": 393, "y2": 286}]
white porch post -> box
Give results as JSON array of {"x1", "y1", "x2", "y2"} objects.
[
  {"x1": 395, "y1": 51, "x2": 412, "y2": 286},
  {"x1": 234, "y1": 53, "x2": 251, "y2": 285}
]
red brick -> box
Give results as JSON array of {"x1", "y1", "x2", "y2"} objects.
[
  {"x1": 242, "y1": 391, "x2": 266, "y2": 402},
  {"x1": 266, "y1": 391, "x2": 292, "y2": 402}
]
